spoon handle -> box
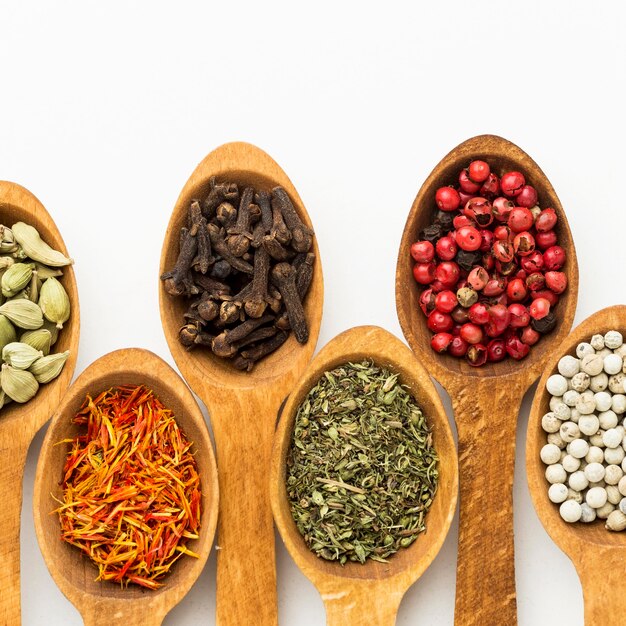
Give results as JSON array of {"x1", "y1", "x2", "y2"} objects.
[
  {"x1": 0, "y1": 420, "x2": 32, "y2": 626},
  {"x1": 207, "y1": 386, "x2": 282, "y2": 626},
  {"x1": 450, "y1": 379, "x2": 523, "y2": 626},
  {"x1": 81, "y1": 604, "x2": 166, "y2": 626}
]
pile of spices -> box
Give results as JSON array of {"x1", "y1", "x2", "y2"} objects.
[
  {"x1": 56, "y1": 385, "x2": 201, "y2": 589},
  {"x1": 161, "y1": 178, "x2": 315, "y2": 370},
  {"x1": 409, "y1": 160, "x2": 567, "y2": 366},
  {"x1": 286, "y1": 361, "x2": 438, "y2": 564},
  {"x1": 540, "y1": 330, "x2": 626, "y2": 531},
  {"x1": 0, "y1": 222, "x2": 72, "y2": 410}
]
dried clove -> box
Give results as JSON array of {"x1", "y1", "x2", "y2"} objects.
[
  {"x1": 271, "y1": 187, "x2": 313, "y2": 253},
  {"x1": 270, "y1": 263, "x2": 308, "y2": 343},
  {"x1": 161, "y1": 228, "x2": 197, "y2": 296},
  {"x1": 226, "y1": 187, "x2": 255, "y2": 257},
  {"x1": 233, "y1": 331, "x2": 289, "y2": 371},
  {"x1": 202, "y1": 177, "x2": 239, "y2": 220},
  {"x1": 189, "y1": 201, "x2": 212, "y2": 274},
  {"x1": 216, "y1": 202, "x2": 238, "y2": 229},
  {"x1": 243, "y1": 241, "x2": 271, "y2": 319},
  {"x1": 207, "y1": 224, "x2": 254, "y2": 274}
]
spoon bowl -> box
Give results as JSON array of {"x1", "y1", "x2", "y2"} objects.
[
  {"x1": 527, "y1": 305, "x2": 626, "y2": 624},
  {"x1": 270, "y1": 326, "x2": 457, "y2": 626},
  {"x1": 395, "y1": 135, "x2": 579, "y2": 625},
  {"x1": 0, "y1": 181, "x2": 80, "y2": 625},
  {"x1": 159, "y1": 142, "x2": 323, "y2": 626},
  {"x1": 33, "y1": 348, "x2": 218, "y2": 626}
]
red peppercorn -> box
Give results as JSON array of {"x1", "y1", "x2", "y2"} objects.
[
  {"x1": 485, "y1": 303, "x2": 510, "y2": 337},
  {"x1": 493, "y1": 197, "x2": 515, "y2": 223},
  {"x1": 449, "y1": 336, "x2": 469, "y2": 357},
  {"x1": 453, "y1": 214, "x2": 472, "y2": 229},
  {"x1": 505, "y1": 334, "x2": 530, "y2": 360},
  {"x1": 410, "y1": 240, "x2": 435, "y2": 263},
  {"x1": 493, "y1": 224, "x2": 512, "y2": 241},
  {"x1": 513, "y1": 231, "x2": 535, "y2": 257},
  {"x1": 479, "y1": 229, "x2": 494, "y2": 252},
  {"x1": 508, "y1": 207, "x2": 534, "y2": 233},
  {"x1": 515, "y1": 185, "x2": 538, "y2": 208},
  {"x1": 545, "y1": 271, "x2": 568, "y2": 294},
  {"x1": 531, "y1": 289, "x2": 559, "y2": 307},
  {"x1": 458, "y1": 190, "x2": 476, "y2": 207},
  {"x1": 435, "y1": 290, "x2": 458, "y2": 313},
  {"x1": 455, "y1": 225, "x2": 482, "y2": 251},
  {"x1": 521, "y1": 326, "x2": 541, "y2": 346},
  {"x1": 468, "y1": 160, "x2": 491, "y2": 183},
  {"x1": 529, "y1": 297, "x2": 551, "y2": 320},
  {"x1": 483, "y1": 276, "x2": 507, "y2": 297},
  {"x1": 459, "y1": 169, "x2": 481, "y2": 194},
  {"x1": 535, "y1": 230, "x2": 557, "y2": 250},
  {"x1": 468, "y1": 266, "x2": 489, "y2": 290},
  {"x1": 419, "y1": 288, "x2": 436, "y2": 316},
  {"x1": 526, "y1": 272, "x2": 546, "y2": 292},
  {"x1": 435, "y1": 186, "x2": 461, "y2": 211},
  {"x1": 468, "y1": 302, "x2": 490, "y2": 325},
  {"x1": 480, "y1": 173, "x2": 500, "y2": 197},
  {"x1": 435, "y1": 236, "x2": 457, "y2": 261},
  {"x1": 466, "y1": 343, "x2": 488, "y2": 366},
  {"x1": 429, "y1": 279, "x2": 447, "y2": 293},
  {"x1": 495, "y1": 260, "x2": 517, "y2": 277},
  {"x1": 431, "y1": 332, "x2": 454, "y2": 353},
  {"x1": 435, "y1": 261, "x2": 460, "y2": 288},
  {"x1": 464, "y1": 197, "x2": 494, "y2": 227},
  {"x1": 501, "y1": 171, "x2": 526, "y2": 197},
  {"x1": 427, "y1": 310, "x2": 454, "y2": 333},
  {"x1": 451, "y1": 306, "x2": 470, "y2": 324},
  {"x1": 515, "y1": 268, "x2": 528, "y2": 281},
  {"x1": 507, "y1": 278, "x2": 528, "y2": 302},
  {"x1": 487, "y1": 339, "x2": 507, "y2": 362},
  {"x1": 520, "y1": 250, "x2": 544, "y2": 273},
  {"x1": 413, "y1": 262, "x2": 436, "y2": 284},
  {"x1": 460, "y1": 323, "x2": 483, "y2": 345},
  {"x1": 508, "y1": 303, "x2": 531, "y2": 327},
  {"x1": 535, "y1": 208, "x2": 558, "y2": 232},
  {"x1": 492, "y1": 240, "x2": 514, "y2": 263},
  {"x1": 482, "y1": 253, "x2": 495, "y2": 271},
  {"x1": 543, "y1": 245, "x2": 566, "y2": 270}
]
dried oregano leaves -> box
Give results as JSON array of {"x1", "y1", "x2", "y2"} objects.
[{"x1": 286, "y1": 360, "x2": 439, "y2": 564}]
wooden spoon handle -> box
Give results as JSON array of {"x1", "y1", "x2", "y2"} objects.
[
  {"x1": 451, "y1": 380, "x2": 523, "y2": 626},
  {"x1": 208, "y1": 388, "x2": 281, "y2": 626},
  {"x1": 322, "y1": 581, "x2": 404, "y2": 626},
  {"x1": 81, "y1": 605, "x2": 165, "y2": 626},
  {"x1": 0, "y1": 422, "x2": 32, "y2": 626}
]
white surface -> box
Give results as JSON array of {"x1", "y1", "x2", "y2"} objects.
[{"x1": 1, "y1": 1, "x2": 625, "y2": 624}]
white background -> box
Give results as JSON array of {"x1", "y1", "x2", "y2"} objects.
[{"x1": 1, "y1": 1, "x2": 624, "y2": 624}]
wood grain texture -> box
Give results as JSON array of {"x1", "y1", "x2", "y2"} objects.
[
  {"x1": 33, "y1": 348, "x2": 218, "y2": 626},
  {"x1": 395, "y1": 135, "x2": 579, "y2": 626},
  {"x1": 527, "y1": 305, "x2": 626, "y2": 625},
  {"x1": 159, "y1": 142, "x2": 323, "y2": 626},
  {"x1": 0, "y1": 181, "x2": 80, "y2": 626},
  {"x1": 270, "y1": 326, "x2": 458, "y2": 626}
]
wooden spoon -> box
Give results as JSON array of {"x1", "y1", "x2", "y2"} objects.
[
  {"x1": 0, "y1": 181, "x2": 80, "y2": 626},
  {"x1": 270, "y1": 325, "x2": 458, "y2": 626},
  {"x1": 159, "y1": 142, "x2": 323, "y2": 626},
  {"x1": 33, "y1": 348, "x2": 218, "y2": 626},
  {"x1": 395, "y1": 135, "x2": 579, "y2": 625},
  {"x1": 527, "y1": 305, "x2": 626, "y2": 624}
]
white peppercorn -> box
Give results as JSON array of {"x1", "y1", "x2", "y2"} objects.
[
  {"x1": 540, "y1": 443, "x2": 562, "y2": 465},
  {"x1": 584, "y1": 462, "x2": 606, "y2": 483},
  {"x1": 549, "y1": 396, "x2": 564, "y2": 412},
  {"x1": 553, "y1": 402, "x2": 571, "y2": 420},
  {"x1": 576, "y1": 342, "x2": 595, "y2": 359},
  {"x1": 605, "y1": 464, "x2": 624, "y2": 485},
  {"x1": 594, "y1": 391, "x2": 613, "y2": 412},
  {"x1": 547, "y1": 374, "x2": 569, "y2": 397},
  {"x1": 563, "y1": 390, "x2": 581, "y2": 407},
  {"x1": 612, "y1": 394, "x2": 626, "y2": 414},
  {"x1": 605, "y1": 330, "x2": 623, "y2": 349},
  {"x1": 603, "y1": 428, "x2": 623, "y2": 449},
  {"x1": 590, "y1": 431, "x2": 606, "y2": 448},
  {"x1": 582, "y1": 353, "x2": 604, "y2": 376},
  {"x1": 604, "y1": 446, "x2": 625, "y2": 465},
  {"x1": 586, "y1": 446, "x2": 604, "y2": 464},
  {"x1": 599, "y1": 410, "x2": 618, "y2": 430},
  {"x1": 586, "y1": 486, "x2": 608, "y2": 508},
  {"x1": 580, "y1": 502, "x2": 596, "y2": 523},
  {"x1": 569, "y1": 409, "x2": 580, "y2": 424},
  {"x1": 607, "y1": 485, "x2": 622, "y2": 505},
  {"x1": 546, "y1": 464, "x2": 567, "y2": 484},
  {"x1": 560, "y1": 500, "x2": 582, "y2": 523},
  {"x1": 558, "y1": 355, "x2": 580, "y2": 378},
  {"x1": 597, "y1": 348, "x2": 613, "y2": 359},
  {"x1": 548, "y1": 432, "x2": 567, "y2": 449},
  {"x1": 604, "y1": 354, "x2": 623, "y2": 375},
  {"x1": 567, "y1": 488, "x2": 583, "y2": 503},
  {"x1": 548, "y1": 483, "x2": 568, "y2": 504},
  {"x1": 541, "y1": 412, "x2": 562, "y2": 434},
  {"x1": 597, "y1": 501, "x2": 616, "y2": 519},
  {"x1": 567, "y1": 438, "x2": 589, "y2": 459},
  {"x1": 570, "y1": 372, "x2": 590, "y2": 392},
  {"x1": 562, "y1": 454, "x2": 581, "y2": 473},
  {"x1": 620, "y1": 498, "x2": 626, "y2": 514},
  {"x1": 618, "y1": 476, "x2": 626, "y2": 498},
  {"x1": 609, "y1": 373, "x2": 626, "y2": 394},
  {"x1": 606, "y1": 509, "x2": 626, "y2": 531},
  {"x1": 579, "y1": 415, "x2": 600, "y2": 437},
  {"x1": 560, "y1": 422, "x2": 580, "y2": 443},
  {"x1": 590, "y1": 373, "x2": 609, "y2": 392},
  {"x1": 590, "y1": 334, "x2": 605, "y2": 351},
  {"x1": 615, "y1": 344, "x2": 626, "y2": 359},
  {"x1": 568, "y1": 471, "x2": 589, "y2": 492}
]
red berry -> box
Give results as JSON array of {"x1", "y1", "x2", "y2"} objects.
[
  {"x1": 459, "y1": 169, "x2": 481, "y2": 193},
  {"x1": 436, "y1": 236, "x2": 457, "y2": 261},
  {"x1": 535, "y1": 230, "x2": 557, "y2": 250},
  {"x1": 487, "y1": 339, "x2": 507, "y2": 362},
  {"x1": 493, "y1": 197, "x2": 515, "y2": 222},
  {"x1": 460, "y1": 323, "x2": 484, "y2": 345},
  {"x1": 508, "y1": 207, "x2": 534, "y2": 233},
  {"x1": 435, "y1": 290, "x2": 458, "y2": 313},
  {"x1": 515, "y1": 185, "x2": 538, "y2": 208},
  {"x1": 410, "y1": 241, "x2": 435, "y2": 263},
  {"x1": 483, "y1": 276, "x2": 506, "y2": 297},
  {"x1": 543, "y1": 245, "x2": 566, "y2": 270},
  {"x1": 531, "y1": 289, "x2": 559, "y2": 307},
  {"x1": 508, "y1": 303, "x2": 530, "y2": 327},
  {"x1": 458, "y1": 190, "x2": 476, "y2": 207},
  {"x1": 468, "y1": 160, "x2": 491, "y2": 183},
  {"x1": 520, "y1": 250, "x2": 544, "y2": 273},
  {"x1": 479, "y1": 229, "x2": 494, "y2": 252},
  {"x1": 435, "y1": 186, "x2": 461, "y2": 211},
  {"x1": 529, "y1": 297, "x2": 551, "y2": 320},
  {"x1": 456, "y1": 225, "x2": 482, "y2": 251},
  {"x1": 431, "y1": 332, "x2": 454, "y2": 353},
  {"x1": 468, "y1": 302, "x2": 490, "y2": 325},
  {"x1": 451, "y1": 306, "x2": 470, "y2": 324},
  {"x1": 501, "y1": 171, "x2": 526, "y2": 197},
  {"x1": 507, "y1": 278, "x2": 528, "y2": 302},
  {"x1": 464, "y1": 197, "x2": 493, "y2": 227},
  {"x1": 494, "y1": 224, "x2": 512, "y2": 241},
  {"x1": 430, "y1": 279, "x2": 447, "y2": 293},
  {"x1": 435, "y1": 261, "x2": 460, "y2": 288},
  {"x1": 480, "y1": 173, "x2": 500, "y2": 197},
  {"x1": 466, "y1": 343, "x2": 488, "y2": 366},
  {"x1": 521, "y1": 326, "x2": 541, "y2": 346},
  {"x1": 413, "y1": 262, "x2": 436, "y2": 284},
  {"x1": 495, "y1": 259, "x2": 517, "y2": 277},
  {"x1": 505, "y1": 334, "x2": 530, "y2": 360},
  {"x1": 535, "y1": 208, "x2": 558, "y2": 232},
  {"x1": 419, "y1": 288, "x2": 436, "y2": 316},
  {"x1": 453, "y1": 214, "x2": 472, "y2": 229},
  {"x1": 485, "y1": 304, "x2": 510, "y2": 337},
  {"x1": 492, "y1": 240, "x2": 514, "y2": 263},
  {"x1": 545, "y1": 271, "x2": 567, "y2": 294},
  {"x1": 526, "y1": 272, "x2": 546, "y2": 292},
  {"x1": 468, "y1": 266, "x2": 489, "y2": 291},
  {"x1": 428, "y1": 310, "x2": 454, "y2": 333},
  {"x1": 513, "y1": 231, "x2": 536, "y2": 257},
  {"x1": 449, "y1": 336, "x2": 469, "y2": 357}
]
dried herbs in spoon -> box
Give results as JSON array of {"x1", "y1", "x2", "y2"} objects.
[{"x1": 286, "y1": 360, "x2": 439, "y2": 564}]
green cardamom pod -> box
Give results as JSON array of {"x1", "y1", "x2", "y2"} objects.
[
  {"x1": 0, "y1": 226, "x2": 17, "y2": 254},
  {"x1": 39, "y1": 277, "x2": 70, "y2": 329},
  {"x1": 1, "y1": 262, "x2": 34, "y2": 298},
  {"x1": 0, "y1": 388, "x2": 11, "y2": 410},
  {"x1": 2, "y1": 341, "x2": 43, "y2": 369},
  {"x1": 0, "y1": 299, "x2": 43, "y2": 329},
  {"x1": 41, "y1": 319, "x2": 60, "y2": 346},
  {"x1": 29, "y1": 350, "x2": 69, "y2": 384},
  {"x1": 28, "y1": 271, "x2": 40, "y2": 303},
  {"x1": 11, "y1": 222, "x2": 73, "y2": 267},
  {"x1": 34, "y1": 263, "x2": 63, "y2": 280},
  {"x1": 20, "y1": 329, "x2": 52, "y2": 356},
  {"x1": 0, "y1": 256, "x2": 15, "y2": 270},
  {"x1": 1, "y1": 363, "x2": 39, "y2": 403},
  {"x1": 0, "y1": 314, "x2": 17, "y2": 352}
]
